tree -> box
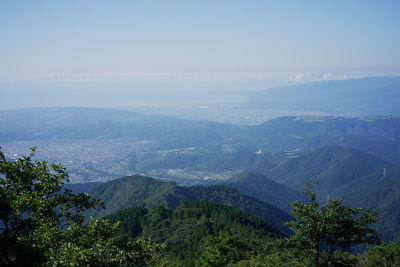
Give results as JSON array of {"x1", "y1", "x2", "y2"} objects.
[
  {"x1": 0, "y1": 147, "x2": 162, "y2": 266},
  {"x1": 357, "y1": 239, "x2": 400, "y2": 267},
  {"x1": 196, "y1": 231, "x2": 259, "y2": 267},
  {"x1": 283, "y1": 184, "x2": 379, "y2": 266},
  {"x1": 44, "y1": 218, "x2": 164, "y2": 267}
]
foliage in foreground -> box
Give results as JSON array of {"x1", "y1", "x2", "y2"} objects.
[
  {"x1": 0, "y1": 147, "x2": 162, "y2": 266},
  {"x1": 357, "y1": 239, "x2": 400, "y2": 267},
  {"x1": 44, "y1": 218, "x2": 164, "y2": 267},
  {"x1": 282, "y1": 184, "x2": 379, "y2": 266},
  {"x1": 195, "y1": 231, "x2": 266, "y2": 267}
]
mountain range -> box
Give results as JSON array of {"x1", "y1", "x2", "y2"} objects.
[{"x1": 247, "y1": 76, "x2": 400, "y2": 115}]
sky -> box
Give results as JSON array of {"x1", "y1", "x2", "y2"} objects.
[{"x1": 1, "y1": 0, "x2": 399, "y2": 109}]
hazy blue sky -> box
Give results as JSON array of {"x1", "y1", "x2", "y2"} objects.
[{"x1": 1, "y1": 0, "x2": 399, "y2": 108}]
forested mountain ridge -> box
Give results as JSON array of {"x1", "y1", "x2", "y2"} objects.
[
  {"x1": 269, "y1": 146, "x2": 388, "y2": 195},
  {"x1": 264, "y1": 146, "x2": 400, "y2": 241},
  {"x1": 340, "y1": 162, "x2": 400, "y2": 241},
  {"x1": 87, "y1": 175, "x2": 292, "y2": 233}
]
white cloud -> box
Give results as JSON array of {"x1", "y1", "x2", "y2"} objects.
[{"x1": 289, "y1": 72, "x2": 372, "y2": 82}]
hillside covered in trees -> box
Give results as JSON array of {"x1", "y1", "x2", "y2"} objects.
[
  {"x1": 106, "y1": 201, "x2": 282, "y2": 266},
  {"x1": 87, "y1": 175, "x2": 292, "y2": 233}
]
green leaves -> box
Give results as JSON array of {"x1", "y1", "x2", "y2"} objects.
[
  {"x1": 284, "y1": 184, "x2": 379, "y2": 265},
  {"x1": 358, "y1": 239, "x2": 400, "y2": 266},
  {"x1": 196, "y1": 231, "x2": 261, "y2": 267},
  {"x1": 44, "y1": 218, "x2": 164, "y2": 267},
  {"x1": 0, "y1": 148, "x2": 161, "y2": 266}
]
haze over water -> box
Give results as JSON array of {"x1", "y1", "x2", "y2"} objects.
[{"x1": 1, "y1": 1, "x2": 399, "y2": 110}]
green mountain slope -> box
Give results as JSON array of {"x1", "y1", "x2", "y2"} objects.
[
  {"x1": 106, "y1": 201, "x2": 282, "y2": 265},
  {"x1": 268, "y1": 146, "x2": 399, "y2": 241},
  {"x1": 270, "y1": 146, "x2": 387, "y2": 197},
  {"x1": 339, "y1": 162, "x2": 400, "y2": 241},
  {"x1": 87, "y1": 175, "x2": 292, "y2": 232},
  {"x1": 223, "y1": 172, "x2": 305, "y2": 212}
]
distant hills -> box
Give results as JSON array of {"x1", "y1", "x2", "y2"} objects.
[
  {"x1": 245, "y1": 116, "x2": 400, "y2": 162},
  {"x1": 219, "y1": 146, "x2": 400, "y2": 241},
  {"x1": 247, "y1": 76, "x2": 400, "y2": 115},
  {"x1": 269, "y1": 146, "x2": 388, "y2": 196},
  {"x1": 258, "y1": 146, "x2": 399, "y2": 241},
  {"x1": 2, "y1": 107, "x2": 400, "y2": 162},
  {"x1": 223, "y1": 172, "x2": 305, "y2": 212},
  {"x1": 0, "y1": 107, "x2": 236, "y2": 149}
]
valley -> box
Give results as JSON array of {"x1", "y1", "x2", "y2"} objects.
[{"x1": 2, "y1": 106, "x2": 400, "y2": 184}]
